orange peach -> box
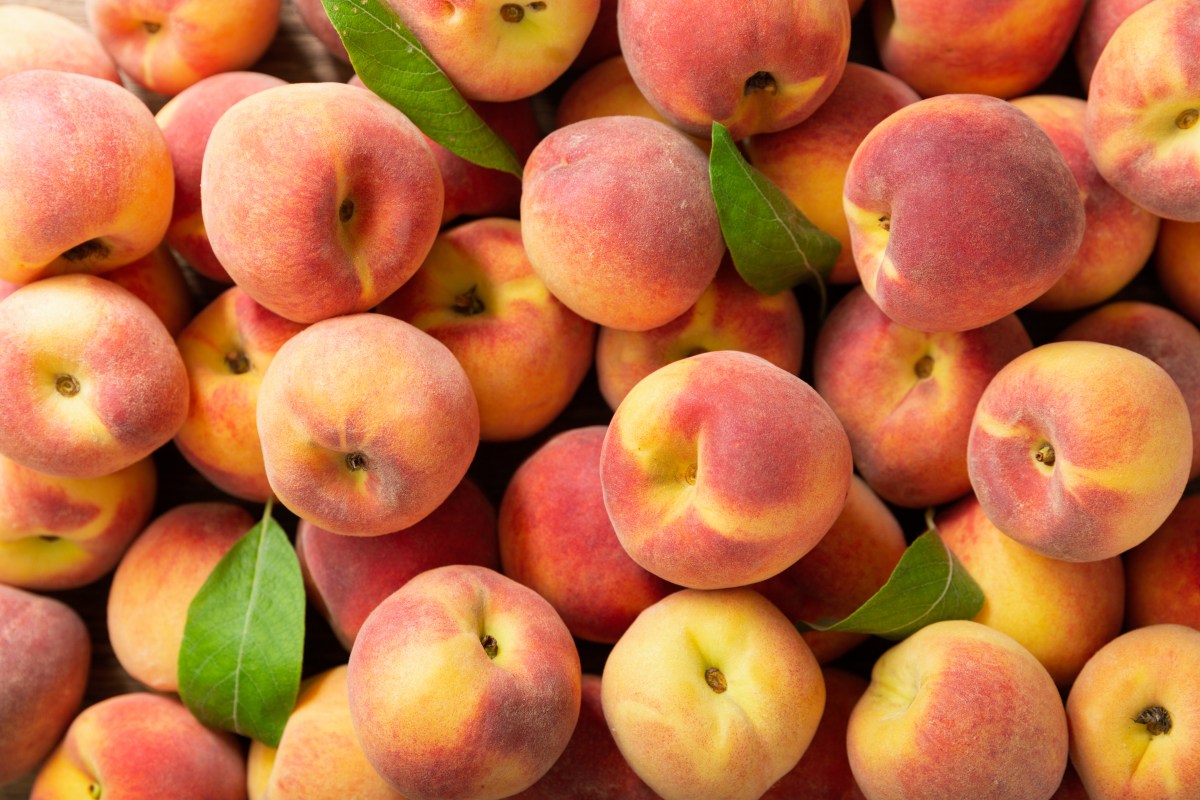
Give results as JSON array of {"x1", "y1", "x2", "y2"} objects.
[
  {"x1": 968, "y1": 341, "x2": 1193, "y2": 562},
  {"x1": 1074, "y1": 0, "x2": 1153, "y2": 88},
  {"x1": 102, "y1": 245, "x2": 194, "y2": 337},
  {"x1": 0, "y1": 5, "x2": 119, "y2": 83},
  {"x1": 1125, "y1": 494, "x2": 1200, "y2": 630},
  {"x1": 1156, "y1": 219, "x2": 1200, "y2": 325}
]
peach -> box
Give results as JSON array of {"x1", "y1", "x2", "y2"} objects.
[
  {"x1": 813, "y1": 287, "x2": 1032, "y2": 508},
  {"x1": 596, "y1": 261, "x2": 804, "y2": 410},
  {"x1": 174, "y1": 287, "x2": 308, "y2": 502},
  {"x1": 937, "y1": 494, "x2": 1125, "y2": 686},
  {"x1": 257, "y1": 313, "x2": 478, "y2": 536},
  {"x1": 85, "y1": 0, "x2": 281, "y2": 95},
  {"x1": 745, "y1": 63, "x2": 920, "y2": 284},
  {"x1": 378, "y1": 218, "x2": 595, "y2": 442},
  {"x1": 155, "y1": 71, "x2": 288, "y2": 283},
  {"x1": 1067, "y1": 624, "x2": 1200, "y2": 799},
  {"x1": 1074, "y1": 0, "x2": 1153, "y2": 88},
  {"x1": 618, "y1": 0, "x2": 850, "y2": 140},
  {"x1": 1013, "y1": 95, "x2": 1161, "y2": 311},
  {"x1": 0, "y1": 275, "x2": 189, "y2": 479},
  {"x1": 498, "y1": 426, "x2": 677, "y2": 644},
  {"x1": 1085, "y1": 0, "x2": 1200, "y2": 222},
  {"x1": 107, "y1": 502, "x2": 254, "y2": 692},
  {"x1": 601, "y1": 588, "x2": 825, "y2": 800},
  {"x1": 752, "y1": 475, "x2": 907, "y2": 664},
  {"x1": 843, "y1": 93, "x2": 1085, "y2": 332},
  {"x1": 968, "y1": 341, "x2": 1193, "y2": 562},
  {"x1": 602, "y1": 350, "x2": 852, "y2": 589},
  {"x1": 521, "y1": 116, "x2": 725, "y2": 332},
  {"x1": 0, "y1": 585, "x2": 90, "y2": 788},
  {"x1": 1156, "y1": 219, "x2": 1200, "y2": 325},
  {"x1": 0, "y1": 70, "x2": 173, "y2": 284},
  {"x1": 348, "y1": 565, "x2": 581, "y2": 800},
  {"x1": 1052, "y1": 766, "x2": 1090, "y2": 800},
  {"x1": 202, "y1": 82, "x2": 443, "y2": 323},
  {"x1": 298, "y1": 477, "x2": 500, "y2": 649},
  {"x1": 0, "y1": 5, "x2": 119, "y2": 82},
  {"x1": 0, "y1": 454, "x2": 155, "y2": 590},
  {"x1": 570, "y1": 0, "x2": 619, "y2": 74},
  {"x1": 102, "y1": 245, "x2": 194, "y2": 337},
  {"x1": 30, "y1": 693, "x2": 245, "y2": 800},
  {"x1": 292, "y1": 0, "x2": 348, "y2": 62},
  {"x1": 872, "y1": 0, "x2": 1085, "y2": 98},
  {"x1": 1125, "y1": 494, "x2": 1200, "y2": 630}
]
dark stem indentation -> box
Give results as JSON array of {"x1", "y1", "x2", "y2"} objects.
[
  {"x1": 914, "y1": 354, "x2": 934, "y2": 380},
  {"x1": 38, "y1": 535, "x2": 60, "y2": 542},
  {"x1": 527, "y1": 1, "x2": 547, "y2": 9},
  {"x1": 225, "y1": 350, "x2": 250, "y2": 375},
  {"x1": 62, "y1": 238, "x2": 110, "y2": 262},
  {"x1": 500, "y1": 3, "x2": 524, "y2": 22},
  {"x1": 346, "y1": 452, "x2": 369, "y2": 472},
  {"x1": 705, "y1": 666, "x2": 727, "y2": 693},
  {"x1": 1034, "y1": 443, "x2": 1056, "y2": 467},
  {"x1": 744, "y1": 71, "x2": 777, "y2": 96},
  {"x1": 339, "y1": 198, "x2": 355, "y2": 224},
  {"x1": 452, "y1": 285, "x2": 485, "y2": 316},
  {"x1": 1176, "y1": 108, "x2": 1199, "y2": 130},
  {"x1": 1134, "y1": 705, "x2": 1172, "y2": 736},
  {"x1": 55, "y1": 374, "x2": 80, "y2": 397},
  {"x1": 878, "y1": 215, "x2": 891, "y2": 232},
  {"x1": 142, "y1": 20, "x2": 161, "y2": 33},
  {"x1": 481, "y1": 634, "x2": 499, "y2": 659},
  {"x1": 88, "y1": 782, "x2": 102, "y2": 800}
]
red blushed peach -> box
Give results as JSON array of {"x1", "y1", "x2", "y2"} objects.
[
  {"x1": 752, "y1": 476, "x2": 906, "y2": 664},
  {"x1": 571, "y1": 0, "x2": 619, "y2": 74},
  {"x1": 378, "y1": 218, "x2": 595, "y2": 442},
  {"x1": 257, "y1": 313, "x2": 478, "y2": 537},
  {"x1": 1157, "y1": 219, "x2": 1200, "y2": 325},
  {"x1": 103, "y1": 245, "x2": 193, "y2": 337},
  {"x1": 937, "y1": 494, "x2": 1125, "y2": 686},
  {"x1": 1013, "y1": 95, "x2": 1162, "y2": 311},
  {"x1": 1052, "y1": 765, "x2": 1090, "y2": 800},
  {"x1": 0, "y1": 585, "x2": 90, "y2": 788},
  {"x1": 1074, "y1": 0, "x2": 1153, "y2": 88},
  {"x1": 968, "y1": 341, "x2": 1192, "y2": 562},
  {"x1": 814, "y1": 287, "x2": 1032, "y2": 508},
  {"x1": 292, "y1": 0, "x2": 348, "y2": 62},
  {"x1": 844, "y1": 93, "x2": 1084, "y2": 332},
  {"x1": 155, "y1": 71, "x2": 288, "y2": 283},
  {"x1": 618, "y1": 0, "x2": 850, "y2": 140},
  {"x1": 0, "y1": 5, "x2": 119, "y2": 82},
  {"x1": 1125, "y1": 494, "x2": 1200, "y2": 630},
  {"x1": 596, "y1": 262, "x2": 804, "y2": 410},
  {"x1": 174, "y1": 288, "x2": 308, "y2": 502},
  {"x1": 746, "y1": 63, "x2": 920, "y2": 284},
  {"x1": 602, "y1": 350, "x2": 852, "y2": 589},
  {"x1": 348, "y1": 565, "x2": 581, "y2": 800},
  {"x1": 203, "y1": 82, "x2": 443, "y2": 324},
  {"x1": 107, "y1": 502, "x2": 254, "y2": 692},
  {"x1": 1057, "y1": 301, "x2": 1200, "y2": 478},
  {"x1": 298, "y1": 477, "x2": 499, "y2": 650},
  {"x1": 498, "y1": 426, "x2": 677, "y2": 644},
  {"x1": 0, "y1": 70, "x2": 173, "y2": 284},
  {"x1": 872, "y1": 0, "x2": 1084, "y2": 98},
  {"x1": 521, "y1": 116, "x2": 725, "y2": 332},
  {"x1": 0, "y1": 454, "x2": 155, "y2": 591},
  {"x1": 30, "y1": 693, "x2": 245, "y2": 800},
  {"x1": 0, "y1": 275, "x2": 189, "y2": 480},
  {"x1": 86, "y1": 0, "x2": 280, "y2": 95}
]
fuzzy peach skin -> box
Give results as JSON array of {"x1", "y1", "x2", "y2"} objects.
[
  {"x1": 848, "y1": 620, "x2": 1068, "y2": 800},
  {"x1": 378, "y1": 218, "x2": 595, "y2": 442},
  {"x1": 571, "y1": 0, "x2": 618, "y2": 73},
  {"x1": 0, "y1": 454, "x2": 155, "y2": 591},
  {"x1": 1074, "y1": 0, "x2": 1153, "y2": 88},
  {"x1": 603, "y1": 351, "x2": 852, "y2": 589},
  {"x1": 156, "y1": 71, "x2": 287, "y2": 283},
  {"x1": 298, "y1": 477, "x2": 499, "y2": 650},
  {"x1": 521, "y1": 115, "x2": 724, "y2": 331},
  {"x1": 499, "y1": 427, "x2": 677, "y2": 644},
  {"x1": 1014, "y1": 95, "x2": 1161, "y2": 311},
  {"x1": 968, "y1": 341, "x2": 1193, "y2": 562},
  {"x1": 86, "y1": 0, "x2": 281, "y2": 95},
  {"x1": 814, "y1": 287, "x2": 1032, "y2": 508},
  {"x1": 107, "y1": 502, "x2": 253, "y2": 692},
  {"x1": 752, "y1": 476, "x2": 906, "y2": 664},
  {"x1": 0, "y1": 5, "x2": 119, "y2": 82},
  {"x1": 30, "y1": 693, "x2": 245, "y2": 800},
  {"x1": 1125, "y1": 494, "x2": 1200, "y2": 630},
  {"x1": 0, "y1": 275, "x2": 189, "y2": 479},
  {"x1": 937, "y1": 494, "x2": 1125, "y2": 686},
  {"x1": 0, "y1": 70, "x2": 173, "y2": 285},
  {"x1": 1156, "y1": 219, "x2": 1200, "y2": 325},
  {"x1": 1067, "y1": 624, "x2": 1200, "y2": 800},
  {"x1": 174, "y1": 288, "x2": 308, "y2": 502},
  {"x1": 746, "y1": 63, "x2": 919, "y2": 284},
  {"x1": 257, "y1": 313, "x2": 478, "y2": 537},
  {"x1": 1058, "y1": 301, "x2": 1200, "y2": 478},
  {"x1": 844, "y1": 94, "x2": 1085, "y2": 332},
  {"x1": 596, "y1": 261, "x2": 804, "y2": 410},
  {"x1": 103, "y1": 245, "x2": 193, "y2": 337},
  {"x1": 0, "y1": 585, "x2": 90, "y2": 788},
  {"x1": 292, "y1": 0, "x2": 347, "y2": 61},
  {"x1": 618, "y1": 0, "x2": 850, "y2": 140},
  {"x1": 602, "y1": 588, "x2": 825, "y2": 800},
  {"x1": 202, "y1": 82, "x2": 444, "y2": 323},
  {"x1": 248, "y1": 666, "x2": 402, "y2": 800},
  {"x1": 872, "y1": 0, "x2": 1084, "y2": 98},
  {"x1": 348, "y1": 565, "x2": 581, "y2": 800},
  {"x1": 1085, "y1": 0, "x2": 1200, "y2": 222}
]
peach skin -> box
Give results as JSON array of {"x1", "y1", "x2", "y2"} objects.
[
  {"x1": 1074, "y1": 0, "x2": 1153, "y2": 88},
  {"x1": 102, "y1": 245, "x2": 194, "y2": 337},
  {"x1": 1125, "y1": 494, "x2": 1200, "y2": 630},
  {"x1": 0, "y1": 5, "x2": 119, "y2": 82},
  {"x1": 1157, "y1": 219, "x2": 1200, "y2": 325}
]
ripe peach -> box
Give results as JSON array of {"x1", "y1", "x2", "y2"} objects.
[
  {"x1": 1157, "y1": 219, "x2": 1200, "y2": 325},
  {"x1": 102, "y1": 245, "x2": 193, "y2": 337},
  {"x1": 0, "y1": 5, "x2": 119, "y2": 83},
  {"x1": 1073, "y1": 0, "x2": 1153, "y2": 88},
  {"x1": 1125, "y1": 494, "x2": 1200, "y2": 630},
  {"x1": 292, "y1": 0, "x2": 347, "y2": 62}
]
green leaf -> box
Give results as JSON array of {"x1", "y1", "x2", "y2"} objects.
[
  {"x1": 797, "y1": 511, "x2": 984, "y2": 640},
  {"x1": 178, "y1": 501, "x2": 305, "y2": 747},
  {"x1": 321, "y1": 0, "x2": 523, "y2": 178},
  {"x1": 708, "y1": 121, "x2": 840, "y2": 308}
]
